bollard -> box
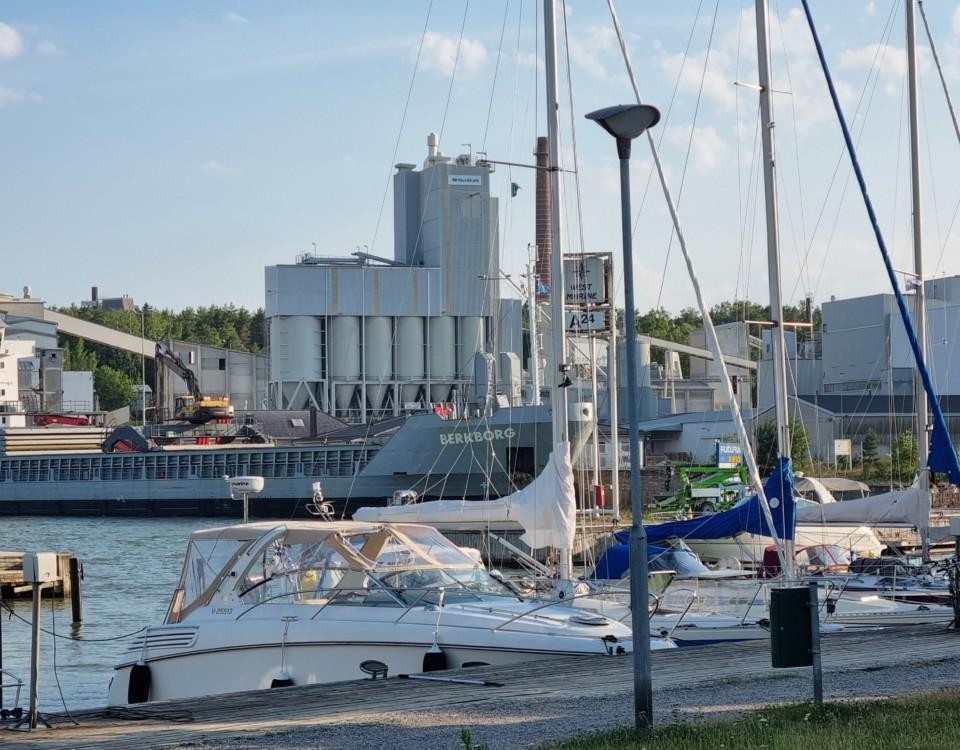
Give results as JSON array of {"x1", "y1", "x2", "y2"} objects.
[{"x1": 68, "y1": 557, "x2": 83, "y2": 624}]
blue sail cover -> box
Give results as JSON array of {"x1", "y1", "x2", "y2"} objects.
[
  {"x1": 644, "y1": 458, "x2": 796, "y2": 544},
  {"x1": 930, "y1": 416, "x2": 960, "y2": 487},
  {"x1": 800, "y1": 0, "x2": 960, "y2": 488}
]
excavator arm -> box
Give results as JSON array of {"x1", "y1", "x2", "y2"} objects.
[
  {"x1": 155, "y1": 343, "x2": 201, "y2": 400},
  {"x1": 154, "y1": 343, "x2": 233, "y2": 423}
]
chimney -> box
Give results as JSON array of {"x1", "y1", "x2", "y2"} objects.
[
  {"x1": 535, "y1": 136, "x2": 551, "y2": 300},
  {"x1": 91, "y1": 286, "x2": 99, "y2": 303}
]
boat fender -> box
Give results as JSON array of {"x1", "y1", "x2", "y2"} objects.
[
  {"x1": 127, "y1": 661, "x2": 151, "y2": 704},
  {"x1": 270, "y1": 671, "x2": 294, "y2": 689},
  {"x1": 422, "y1": 643, "x2": 447, "y2": 672},
  {"x1": 826, "y1": 597, "x2": 837, "y2": 615}
]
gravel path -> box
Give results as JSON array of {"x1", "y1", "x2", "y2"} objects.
[{"x1": 169, "y1": 654, "x2": 960, "y2": 750}]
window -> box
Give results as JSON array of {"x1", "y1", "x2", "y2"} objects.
[{"x1": 218, "y1": 358, "x2": 226, "y2": 371}]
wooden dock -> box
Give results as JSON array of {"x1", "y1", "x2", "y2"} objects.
[
  {"x1": 0, "y1": 552, "x2": 80, "y2": 600},
  {"x1": 2, "y1": 624, "x2": 959, "y2": 749}
]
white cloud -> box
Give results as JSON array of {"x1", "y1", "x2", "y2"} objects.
[
  {"x1": 838, "y1": 42, "x2": 908, "y2": 79},
  {"x1": 0, "y1": 22, "x2": 23, "y2": 59},
  {"x1": 666, "y1": 125, "x2": 730, "y2": 170},
  {"x1": 224, "y1": 12, "x2": 249, "y2": 26},
  {"x1": 568, "y1": 25, "x2": 617, "y2": 80},
  {"x1": 197, "y1": 160, "x2": 237, "y2": 176},
  {"x1": 36, "y1": 40, "x2": 62, "y2": 56},
  {"x1": 419, "y1": 31, "x2": 487, "y2": 77},
  {"x1": 865, "y1": 2, "x2": 876, "y2": 17},
  {"x1": 516, "y1": 51, "x2": 540, "y2": 68}
]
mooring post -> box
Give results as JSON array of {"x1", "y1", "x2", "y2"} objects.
[{"x1": 69, "y1": 556, "x2": 83, "y2": 624}]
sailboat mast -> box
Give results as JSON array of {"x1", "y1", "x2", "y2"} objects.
[
  {"x1": 755, "y1": 0, "x2": 794, "y2": 572},
  {"x1": 543, "y1": 0, "x2": 572, "y2": 578},
  {"x1": 905, "y1": 0, "x2": 930, "y2": 559}
]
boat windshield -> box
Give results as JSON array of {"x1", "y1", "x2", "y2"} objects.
[
  {"x1": 374, "y1": 565, "x2": 515, "y2": 605},
  {"x1": 236, "y1": 537, "x2": 365, "y2": 606},
  {"x1": 229, "y1": 523, "x2": 503, "y2": 609},
  {"x1": 168, "y1": 537, "x2": 249, "y2": 622}
]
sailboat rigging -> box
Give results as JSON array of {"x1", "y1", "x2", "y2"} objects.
[{"x1": 799, "y1": 0, "x2": 960, "y2": 494}]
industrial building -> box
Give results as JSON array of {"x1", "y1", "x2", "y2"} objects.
[
  {"x1": 266, "y1": 134, "x2": 523, "y2": 422},
  {"x1": 753, "y1": 275, "x2": 960, "y2": 453}
]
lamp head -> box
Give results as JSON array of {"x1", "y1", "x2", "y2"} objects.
[{"x1": 585, "y1": 104, "x2": 661, "y2": 141}]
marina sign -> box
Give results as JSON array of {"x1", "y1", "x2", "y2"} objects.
[
  {"x1": 563, "y1": 256, "x2": 608, "y2": 305},
  {"x1": 566, "y1": 309, "x2": 608, "y2": 333}
]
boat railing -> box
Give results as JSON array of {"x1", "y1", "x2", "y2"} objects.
[
  {"x1": 235, "y1": 578, "x2": 408, "y2": 621},
  {"x1": 489, "y1": 588, "x2": 658, "y2": 633},
  {"x1": 0, "y1": 668, "x2": 24, "y2": 713}
]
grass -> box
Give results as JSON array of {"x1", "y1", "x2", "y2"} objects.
[{"x1": 541, "y1": 690, "x2": 960, "y2": 749}]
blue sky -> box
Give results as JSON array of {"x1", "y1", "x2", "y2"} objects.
[{"x1": 2, "y1": 1, "x2": 960, "y2": 315}]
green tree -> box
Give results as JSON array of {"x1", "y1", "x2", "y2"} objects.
[
  {"x1": 94, "y1": 365, "x2": 134, "y2": 411},
  {"x1": 861, "y1": 428, "x2": 879, "y2": 480},
  {"x1": 755, "y1": 419, "x2": 811, "y2": 474},
  {"x1": 891, "y1": 429, "x2": 918, "y2": 482},
  {"x1": 63, "y1": 338, "x2": 98, "y2": 371}
]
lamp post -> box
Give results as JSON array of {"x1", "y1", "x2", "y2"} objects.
[{"x1": 585, "y1": 103, "x2": 661, "y2": 730}]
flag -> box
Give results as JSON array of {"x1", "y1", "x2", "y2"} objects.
[
  {"x1": 905, "y1": 276, "x2": 921, "y2": 291},
  {"x1": 511, "y1": 182, "x2": 521, "y2": 197},
  {"x1": 537, "y1": 281, "x2": 550, "y2": 295}
]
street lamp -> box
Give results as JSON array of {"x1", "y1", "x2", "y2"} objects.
[{"x1": 585, "y1": 103, "x2": 661, "y2": 730}]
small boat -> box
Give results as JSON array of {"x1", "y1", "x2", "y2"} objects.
[{"x1": 108, "y1": 520, "x2": 669, "y2": 705}]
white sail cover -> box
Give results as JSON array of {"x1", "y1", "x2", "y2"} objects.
[
  {"x1": 795, "y1": 481, "x2": 928, "y2": 530},
  {"x1": 507, "y1": 442, "x2": 576, "y2": 550},
  {"x1": 351, "y1": 442, "x2": 576, "y2": 551}
]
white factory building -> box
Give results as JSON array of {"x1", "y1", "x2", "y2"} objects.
[{"x1": 266, "y1": 135, "x2": 523, "y2": 422}]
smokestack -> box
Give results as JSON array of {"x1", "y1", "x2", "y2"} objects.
[
  {"x1": 91, "y1": 286, "x2": 99, "y2": 303},
  {"x1": 535, "y1": 136, "x2": 551, "y2": 301},
  {"x1": 427, "y1": 132, "x2": 439, "y2": 160}
]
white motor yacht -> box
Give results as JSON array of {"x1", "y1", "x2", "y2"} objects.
[{"x1": 108, "y1": 520, "x2": 666, "y2": 705}]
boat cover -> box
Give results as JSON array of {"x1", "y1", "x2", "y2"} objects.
[
  {"x1": 795, "y1": 481, "x2": 927, "y2": 530},
  {"x1": 352, "y1": 442, "x2": 577, "y2": 551},
  {"x1": 645, "y1": 458, "x2": 796, "y2": 544}
]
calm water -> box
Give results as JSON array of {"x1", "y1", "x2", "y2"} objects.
[{"x1": 1, "y1": 517, "x2": 225, "y2": 712}]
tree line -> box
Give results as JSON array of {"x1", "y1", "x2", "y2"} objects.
[{"x1": 56, "y1": 304, "x2": 265, "y2": 410}]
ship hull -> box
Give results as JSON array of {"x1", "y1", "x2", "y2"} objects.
[{"x1": 0, "y1": 408, "x2": 565, "y2": 517}]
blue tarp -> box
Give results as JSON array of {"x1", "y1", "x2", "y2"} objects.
[
  {"x1": 644, "y1": 457, "x2": 795, "y2": 544},
  {"x1": 591, "y1": 539, "x2": 668, "y2": 580},
  {"x1": 589, "y1": 459, "x2": 795, "y2": 580}
]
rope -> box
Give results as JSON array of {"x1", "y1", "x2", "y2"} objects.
[
  {"x1": 49, "y1": 596, "x2": 79, "y2": 725},
  {"x1": 799, "y1": 0, "x2": 960, "y2": 487},
  {"x1": 914, "y1": 0, "x2": 959, "y2": 278},
  {"x1": 654, "y1": 0, "x2": 720, "y2": 312},
  {"x1": 1, "y1": 599, "x2": 147, "y2": 642},
  {"x1": 367, "y1": 0, "x2": 434, "y2": 257},
  {"x1": 606, "y1": 0, "x2": 785, "y2": 564},
  {"x1": 481, "y1": 1, "x2": 510, "y2": 153}
]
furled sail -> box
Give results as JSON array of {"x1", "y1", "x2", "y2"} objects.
[{"x1": 352, "y1": 442, "x2": 576, "y2": 551}]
